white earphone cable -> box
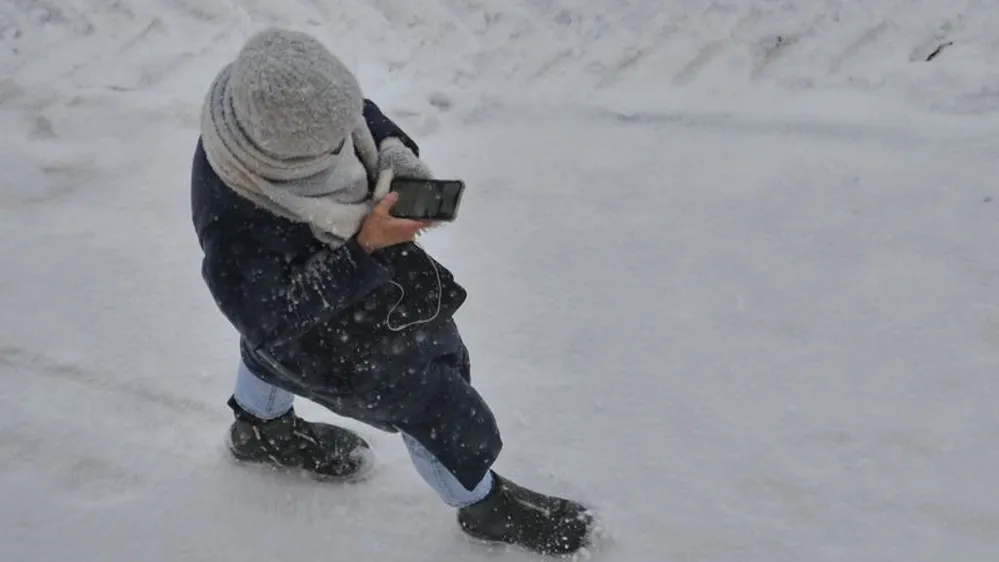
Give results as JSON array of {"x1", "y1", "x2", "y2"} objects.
[{"x1": 384, "y1": 249, "x2": 442, "y2": 332}]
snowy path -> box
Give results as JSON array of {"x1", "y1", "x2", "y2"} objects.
[
  {"x1": 3, "y1": 0, "x2": 999, "y2": 561},
  {"x1": 4, "y1": 113, "x2": 999, "y2": 561}
]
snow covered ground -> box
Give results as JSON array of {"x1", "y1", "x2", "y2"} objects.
[{"x1": 3, "y1": 1, "x2": 999, "y2": 561}]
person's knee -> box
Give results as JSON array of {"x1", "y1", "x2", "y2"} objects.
[
  {"x1": 442, "y1": 422, "x2": 502, "y2": 490},
  {"x1": 467, "y1": 405, "x2": 503, "y2": 468},
  {"x1": 452, "y1": 388, "x2": 504, "y2": 486},
  {"x1": 443, "y1": 377, "x2": 502, "y2": 453},
  {"x1": 395, "y1": 382, "x2": 503, "y2": 489}
]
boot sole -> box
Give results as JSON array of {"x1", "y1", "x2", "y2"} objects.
[
  {"x1": 460, "y1": 533, "x2": 596, "y2": 560},
  {"x1": 459, "y1": 519, "x2": 600, "y2": 560}
]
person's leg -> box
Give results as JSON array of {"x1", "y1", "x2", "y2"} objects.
[
  {"x1": 232, "y1": 359, "x2": 294, "y2": 419},
  {"x1": 387, "y1": 349, "x2": 594, "y2": 556},
  {"x1": 389, "y1": 359, "x2": 503, "y2": 492},
  {"x1": 226, "y1": 357, "x2": 374, "y2": 480},
  {"x1": 401, "y1": 431, "x2": 494, "y2": 507}
]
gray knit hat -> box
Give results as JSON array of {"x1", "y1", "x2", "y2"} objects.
[{"x1": 228, "y1": 28, "x2": 362, "y2": 160}]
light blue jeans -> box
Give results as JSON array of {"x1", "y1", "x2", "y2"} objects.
[{"x1": 234, "y1": 360, "x2": 493, "y2": 507}]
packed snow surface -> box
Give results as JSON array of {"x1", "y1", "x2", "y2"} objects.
[{"x1": 2, "y1": 1, "x2": 999, "y2": 561}]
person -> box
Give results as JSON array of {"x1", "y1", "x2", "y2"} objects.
[{"x1": 189, "y1": 27, "x2": 594, "y2": 555}]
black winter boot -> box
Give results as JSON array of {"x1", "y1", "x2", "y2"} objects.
[
  {"x1": 226, "y1": 396, "x2": 375, "y2": 481},
  {"x1": 457, "y1": 473, "x2": 594, "y2": 556}
]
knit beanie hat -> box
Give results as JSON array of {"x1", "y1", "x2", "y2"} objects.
[
  {"x1": 201, "y1": 27, "x2": 384, "y2": 246},
  {"x1": 227, "y1": 28, "x2": 363, "y2": 162}
]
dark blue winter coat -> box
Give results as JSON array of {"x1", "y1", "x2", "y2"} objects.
[{"x1": 190, "y1": 99, "x2": 501, "y2": 489}]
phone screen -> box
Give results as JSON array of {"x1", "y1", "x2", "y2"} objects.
[{"x1": 390, "y1": 178, "x2": 465, "y2": 221}]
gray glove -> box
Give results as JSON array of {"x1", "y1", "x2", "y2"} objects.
[
  {"x1": 377, "y1": 138, "x2": 433, "y2": 179},
  {"x1": 376, "y1": 139, "x2": 443, "y2": 238}
]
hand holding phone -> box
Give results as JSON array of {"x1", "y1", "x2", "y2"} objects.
[
  {"x1": 356, "y1": 192, "x2": 432, "y2": 254},
  {"x1": 388, "y1": 177, "x2": 465, "y2": 221}
]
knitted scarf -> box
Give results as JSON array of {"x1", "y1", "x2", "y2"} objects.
[{"x1": 199, "y1": 63, "x2": 385, "y2": 247}]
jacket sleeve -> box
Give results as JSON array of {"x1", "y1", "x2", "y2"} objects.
[
  {"x1": 363, "y1": 99, "x2": 421, "y2": 156},
  {"x1": 205, "y1": 230, "x2": 394, "y2": 351}
]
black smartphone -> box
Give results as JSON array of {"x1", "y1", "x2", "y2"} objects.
[{"x1": 388, "y1": 177, "x2": 465, "y2": 221}]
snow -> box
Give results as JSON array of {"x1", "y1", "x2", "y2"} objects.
[{"x1": 2, "y1": 0, "x2": 999, "y2": 560}]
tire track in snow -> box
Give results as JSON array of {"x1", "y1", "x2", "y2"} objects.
[
  {"x1": 0, "y1": 343, "x2": 228, "y2": 507},
  {"x1": 746, "y1": 8, "x2": 830, "y2": 82},
  {"x1": 0, "y1": 423, "x2": 149, "y2": 507},
  {"x1": 829, "y1": 21, "x2": 890, "y2": 74},
  {"x1": 473, "y1": 99, "x2": 987, "y2": 148},
  {"x1": 594, "y1": 17, "x2": 678, "y2": 89},
  {"x1": 669, "y1": 7, "x2": 763, "y2": 86},
  {"x1": 0, "y1": 344, "x2": 221, "y2": 420},
  {"x1": 4, "y1": 0, "x2": 997, "y2": 112},
  {"x1": 673, "y1": 40, "x2": 727, "y2": 86}
]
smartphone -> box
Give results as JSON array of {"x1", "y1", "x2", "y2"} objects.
[{"x1": 388, "y1": 177, "x2": 465, "y2": 221}]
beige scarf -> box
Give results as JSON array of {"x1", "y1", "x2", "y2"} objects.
[{"x1": 200, "y1": 63, "x2": 386, "y2": 247}]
